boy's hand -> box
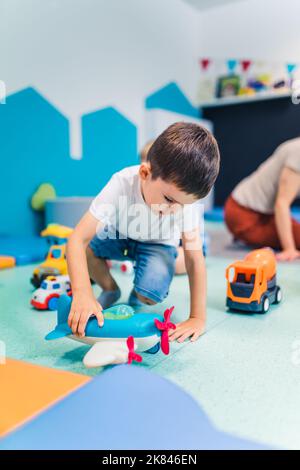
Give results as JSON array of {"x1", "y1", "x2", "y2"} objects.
[
  {"x1": 276, "y1": 249, "x2": 300, "y2": 262},
  {"x1": 169, "y1": 317, "x2": 205, "y2": 343},
  {"x1": 68, "y1": 292, "x2": 104, "y2": 338}
]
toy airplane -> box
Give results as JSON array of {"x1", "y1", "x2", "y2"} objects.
[{"x1": 45, "y1": 295, "x2": 176, "y2": 368}]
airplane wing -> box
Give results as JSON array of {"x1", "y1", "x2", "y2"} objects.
[
  {"x1": 83, "y1": 341, "x2": 130, "y2": 368},
  {"x1": 45, "y1": 324, "x2": 71, "y2": 340}
]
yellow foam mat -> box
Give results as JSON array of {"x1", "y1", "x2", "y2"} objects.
[
  {"x1": 0, "y1": 359, "x2": 90, "y2": 437},
  {"x1": 0, "y1": 256, "x2": 15, "y2": 269}
]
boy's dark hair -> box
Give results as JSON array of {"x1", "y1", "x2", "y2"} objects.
[{"x1": 147, "y1": 122, "x2": 220, "y2": 199}]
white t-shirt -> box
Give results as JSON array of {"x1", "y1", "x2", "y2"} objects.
[
  {"x1": 233, "y1": 138, "x2": 300, "y2": 214},
  {"x1": 89, "y1": 165, "x2": 201, "y2": 247}
]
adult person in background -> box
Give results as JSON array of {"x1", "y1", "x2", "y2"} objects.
[{"x1": 225, "y1": 138, "x2": 300, "y2": 261}]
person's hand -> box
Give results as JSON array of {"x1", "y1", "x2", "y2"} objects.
[
  {"x1": 169, "y1": 317, "x2": 205, "y2": 343},
  {"x1": 68, "y1": 291, "x2": 103, "y2": 338},
  {"x1": 276, "y1": 249, "x2": 300, "y2": 262}
]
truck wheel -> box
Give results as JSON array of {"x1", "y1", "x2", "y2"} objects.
[
  {"x1": 30, "y1": 275, "x2": 40, "y2": 288},
  {"x1": 274, "y1": 287, "x2": 282, "y2": 304},
  {"x1": 261, "y1": 296, "x2": 270, "y2": 313}
]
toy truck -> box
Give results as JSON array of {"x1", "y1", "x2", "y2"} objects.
[
  {"x1": 41, "y1": 224, "x2": 73, "y2": 246},
  {"x1": 31, "y1": 244, "x2": 68, "y2": 288},
  {"x1": 226, "y1": 248, "x2": 282, "y2": 313},
  {"x1": 30, "y1": 224, "x2": 73, "y2": 288},
  {"x1": 31, "y1": 275, "x2": 71, "y2": 310}
]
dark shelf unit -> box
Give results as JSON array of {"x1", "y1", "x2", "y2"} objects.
[{"x1": 202, "y1": 95, "x2": 300, "y2": 206}]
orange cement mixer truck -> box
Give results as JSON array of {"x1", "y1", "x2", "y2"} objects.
[{"x1": 226, "y1": 248, "x2": 282, "y2": 313}]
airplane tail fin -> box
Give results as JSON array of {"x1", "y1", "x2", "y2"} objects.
[{"x1": 45, "y1": 295, "x2": 72, "y2": 341}]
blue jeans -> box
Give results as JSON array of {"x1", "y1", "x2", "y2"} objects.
[{"x1": 89, "y1": 233, "x2": 178, "y2": 304}]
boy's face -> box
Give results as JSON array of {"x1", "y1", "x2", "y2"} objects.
[{"x1": 139, "y1": 163, "x2": 198, "y2": 215}]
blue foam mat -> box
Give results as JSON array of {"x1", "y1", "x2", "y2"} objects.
[
  {"x1": 0, "y1": 365, "x2": 272, "y2": 450},
  {"x1": 0, "y1": 236, "x2": 48, "y2": 265}
]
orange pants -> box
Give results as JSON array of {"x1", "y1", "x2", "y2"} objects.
[{"x1": 224, "y1": 196, "x2": 300, "y2": 250}]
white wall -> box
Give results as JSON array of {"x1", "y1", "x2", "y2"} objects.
[
  {"x1": 198, "y1": 0, "x2": 300, "y2": 62},
  {"x1": 0, "y1": 0, "x2": 201, "y2": 155},
  {"x1": 3, "y1": 0, "x2": 300, "y2": 151}
]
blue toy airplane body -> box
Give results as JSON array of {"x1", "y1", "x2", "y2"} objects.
[{"x1": 46, "y1": 295, "x2": 175, "y2": 367}]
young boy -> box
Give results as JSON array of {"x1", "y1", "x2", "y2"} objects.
[
  {"x1": 225, "y1": 138, "x2": 300, "y2": 261},
  {"x1": 140, "y1": 139, "x2": 187, "y2": 274},
  {"x1": 66, "y1": 123, "x2": 220, "y2": 342}
]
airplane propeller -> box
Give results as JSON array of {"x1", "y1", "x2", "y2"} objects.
[
  {"x1": 127, "y1": 336, "x2": 142, "y2": 365},
  {"x1": 154, "y1": 306, "x2": 176, "y2": 355}
]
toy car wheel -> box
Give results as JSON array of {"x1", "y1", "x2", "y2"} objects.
[
  {"x1": 30, "y1": 275, "x2": 41, "y2": 288},
  {"x1": 261, "y1": 296, "x2": 270, "y2": 313},
  {"x1": 274, "y1": 287, "x2": 282, "y2": 304},
  {"x1": 48, "y1": 296, "x2": 59, "y2": 311}
]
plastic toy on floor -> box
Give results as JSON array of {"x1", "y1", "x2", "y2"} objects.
[
  {"x1": 41, "y1": 224, "x2": 73, "y2": 246},
  {"x1": 31, "y1": 244, "x2": 68, "y2": 288},
  {"x1": 31, "y1": 275, "x2": 72, "y2": 311},
  {"x1": 226, "y1": 248, "x2": 282, "y2": 314},
  {"x1": 30, "y1": 224, "x2": 73, "y2": 287},
  {"x1": 46, "y1": 295, "x2": 176, "y2": 368}
]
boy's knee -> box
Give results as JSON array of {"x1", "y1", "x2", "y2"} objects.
[
  {"x1": 135, "y1": 291, "x2": 157, "y2": 305},
  {"x1": 133, "y1": 283, "x2": 168, "y2": 304}
]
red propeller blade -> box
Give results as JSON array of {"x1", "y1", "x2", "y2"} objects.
[
  {"x1": 127, "y1": 336, "x2": 142, "y2": 365},
  {"x1": 154, "y1": 306, "x2": 176, "y2": 355}
]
